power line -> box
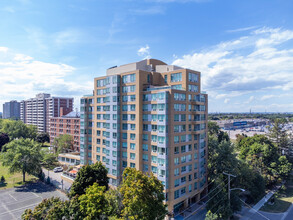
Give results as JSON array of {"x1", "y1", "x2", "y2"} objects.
[
  {"x1": 174, "y1": 176, "x2": 228, "y2": 218},
  {"x1": 183, "y1": 181, "x2": 229, "y2": 219}
]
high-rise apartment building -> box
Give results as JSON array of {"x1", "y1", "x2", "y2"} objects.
[
  {"x1": 3, "y1": 100, "x2": 20, "y2": 119},
  {"x1": 80, "y1": 59, "x2": 208, "y2": 213},
  {"x1": 20, "y1": 93, "x2": 73, "y2": 133}
]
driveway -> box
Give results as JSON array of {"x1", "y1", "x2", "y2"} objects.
[
  {"x1": 42, "y1": 168, "x2": 72, "y2": 191},
  {"x1": 0, "y1": 181, "x2": 68, "y2": 220}
]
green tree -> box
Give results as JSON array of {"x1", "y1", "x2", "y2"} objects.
[
  {"x1": 78, "y1": 183, "x2": 108, "y2": 220},
  {"x1": 1, "y1": 139, "x2": 42, "y2": 182},
  {"x1": 0, "y1": 133, "x2": 9, "y2": 152},
  {"x1": 205, "y1": 210, "x2": 219, "y2": 220},
  {"x1": 120, "y1": 167, "x2": 167, "y2": 220},
  {"x1": 0, "y1": 120, "x2": 37, "y2": 140},
  {"x1": 22, "y1": 197, "x2": 70, "y2": 220},
  {"x1": 269, "y1": 119, "x2": 289, "y2": 154},
  {"x1": 69, "y1": 162, "x2": 109, "y2": 198},
  {"x1": 53, "y1": 134, "x2": 73, "y2": 154},
  {"x1": 105, "y1": 188, "x2": 123, "y2": 219},
  {"x1": 36, "y1": 132, "x2": 50, "y2": 145}
]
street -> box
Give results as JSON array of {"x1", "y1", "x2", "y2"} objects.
[{"x1": 42, "y1": 168, "x2": 72, "y2": 191}]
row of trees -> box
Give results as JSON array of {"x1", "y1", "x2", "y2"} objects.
[
  {"x1": 22, "y1": 163, "x2": 167, "y2": 220},
  {"x1": 209, "y1": 113, "x2": 293, "y2": 121},
  {"x1": 206, "y1": 121, "x2": 292, "y2": 219}
]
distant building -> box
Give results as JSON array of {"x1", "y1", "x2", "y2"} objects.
[
  {"x1": 49, "y1": 109, "x2": 80, "y2": 152},
  {"x1": 3, "y1": 100, "x2": 20, "y2": 120},
  {"x1": 0, "y1": 112, "x2": 2, "y2": 119},
  {"x1": 20, "y1": 93, "x2": 73, "y2": 133},
  {"x1": 216, "y1": 119, "x2": 270, "y2": 130}
]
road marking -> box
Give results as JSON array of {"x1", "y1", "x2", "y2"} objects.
[
  {"x1": 8, "y1": 193, "x2": 17, "y2": 201},
  {"x1": 0, "y1": 202, "x2": 41, "y2": 216}
]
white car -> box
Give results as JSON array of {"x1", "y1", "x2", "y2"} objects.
[{"x1": 53, "y1": 167, "x2": 63, "y2": 173}]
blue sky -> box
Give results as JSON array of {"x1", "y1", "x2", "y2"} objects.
[{"x1": 1, "y1": 0, "x2": 293, "y2": 112}]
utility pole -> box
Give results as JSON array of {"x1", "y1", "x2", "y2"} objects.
[{"x1": 223, "y1": 172, "x2": 236, "y2": 210}]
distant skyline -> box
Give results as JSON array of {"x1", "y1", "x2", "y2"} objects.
[{"x1": 1, "y1": 0, "x2": 293, "y2": 112}]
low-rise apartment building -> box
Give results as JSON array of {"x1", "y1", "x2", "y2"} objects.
[{"x1": 49, "y1": 110, "x2": 80, "y2": 152}]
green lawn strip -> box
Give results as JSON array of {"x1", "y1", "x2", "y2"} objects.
[{"x1": 0, "y1": 162, "x2": 37, "y2": 189}]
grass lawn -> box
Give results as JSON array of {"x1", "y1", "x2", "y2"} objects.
[
  {"x1": 0, "y1": 162, "x2": 38, "y2": 190},
  {"x1": 260, "y1": 176, "x2": 293, "y2": 213}
]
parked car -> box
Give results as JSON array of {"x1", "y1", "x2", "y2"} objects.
[{"x1": 53, "y1": 167, "x2": 63, "y2": 173}]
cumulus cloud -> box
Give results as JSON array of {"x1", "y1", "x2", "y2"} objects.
[
  {"x1": 0, "y1": 47, "x2": 91, "y2": 111},
  {"x1": 173, "y1": 27, "x2": 293, "y2": 93},
  {"x1": 137, "y1": 45, "x2": 151, "y2": 59},
  {"x1": 173, "y1": 27, "x2": 293, "y2": 112}
]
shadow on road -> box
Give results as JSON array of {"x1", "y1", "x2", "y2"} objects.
[{"x1": 15, "y1": 181, "x2": 55, "y2": 193}]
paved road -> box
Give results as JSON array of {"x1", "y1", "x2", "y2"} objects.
[
  {"x1": 284, "y1": 204, "x2": 293, "y2": 220},
  {"x1": 0, "y1": 181, "x2": 68, "y2": 220},
  {"x1": 42, "y1": 168, "x2": 72, "y2": 191}
]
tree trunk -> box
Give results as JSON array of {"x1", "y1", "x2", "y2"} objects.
[{"x1": 23, "y1": 170, "x2": 26, "y2": 182}]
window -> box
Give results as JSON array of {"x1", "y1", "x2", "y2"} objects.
[
  {"x1": 174, "y1": 146, "x2": 179, "y2": 154},
  {"x1": 174, "y1": 179, "x2": 180, "y2": 187},
  {"x1": 143, "y1": 144, "x2": 148, "y2": 151},
  {"x1": 130, "y1": 153, "x2": 135, "y2": 160},
  {"x1": 151, "y1": 156, "x2": 157, "y2": 163},
  {"x1": 122, "y1": 152, "x2": 127, "y2": 159},
  {"x1": 152, "y1": 166, "x2": 157, "y2": 174},
  {"x1": 130, "y1": 133, "x2": 136, "y2": 140},
  {"x1": 188, "y1": 72, "x2": 198, "y2": 82},
  {"x1": 130, "y1": 143, "x2": 135, "y2": 150},
  {"x1": 181, "y1": 187, "x2": 186, "y2": 195},
  {"x1": 174, "y1": 157, "x2": 179, "y2": 165},
  {"x1": 174, "y1": 190, "x2": 179, "y2": 199},
  {"x1": 151, "y1": 145, "x2": 157, "y2": 153},
  {"x1": 143, "y1": 154, "x2": 148, "y2": 161},
  {"x1": 171, "y1": 72, "x2": 182, "y2": 82},
  {"x1": 144, "y1": 164, "x2": 149, "y2": 171},
  {"x1": 130, "y1": 163, "x2": 135, "y2": 168},
  {"x1": 164, "y1": 75, "x2": 168, "y2": 83},
  {"x1": 143, "y1": 134, "x2": 148, "y2": 141},
  {"x1": 181, "y1": 145, "x2": 186, "y2": 153},
  {"x1": 174, "y1": 168, "x2": 179, "y2": 176}
]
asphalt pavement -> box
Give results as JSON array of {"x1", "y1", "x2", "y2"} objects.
[
  {"x1": 42, "y1": 168, "x2": 72, "y2": 191},
  {"x1": 0, "y1": 181, "x2": 68, "y2": 220}
]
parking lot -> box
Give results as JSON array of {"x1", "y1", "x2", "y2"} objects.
[{"x1": 0, "y1": 182, "x2": 68, "y2": 220}]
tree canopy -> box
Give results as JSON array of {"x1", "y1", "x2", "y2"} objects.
[
  {"x1": 69, "y1": 161, "x2": 109, "y2": 198},
  {"x1": 120, "y1": 168, "x2": 167, "y2": 220},
  {"x1": 53, "y1": 134, "x2": 74, "y2": 154},
  {"x1": 0, "y1": 120, "x2": 37, "y2": 140},
  {"x1": 1, "y1": 138, "x2": 43, "y2": 182},
  {"x1": 36, "y1": 132, "x2": 50, "y2": 144},
  {"x1": 0, "y1": 133, "x2": 9, "y2": 152}
]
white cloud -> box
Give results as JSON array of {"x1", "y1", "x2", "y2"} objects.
[
  {"x1": 224, "y1": 98, "x2": 230, "y2": 104},
  {"x1": 226, "y1": 26, "x2": 259, "y2": 33},
  {"x1": 0, "y1": 47, "x2": 9, "y2": 53},
  {"x1": 137, "y1": 45, "x2": 151, "y2": 59},
  {"x1": 172, "y1": 27, "x2": 293, "y2": 112},
  {"x1": 130, "y1": 6, "x2": 165, "y2": 15},
  {"x1": 0, "y1": 48, "x2": 91, "y2": 111},
  {"x1": 173, "y1": 27, "x2": 293, "y2": 93}
]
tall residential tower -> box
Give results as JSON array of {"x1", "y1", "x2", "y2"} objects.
[
  {"x1": 3, "y1": 100, "x2": 20, "y2": 119},
  {"x1": 80, "y1": 59, "x2": 208, "y2": 213},
  {"x1": 20, "y1": 93, "x2": 73, "y2": 133}
]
